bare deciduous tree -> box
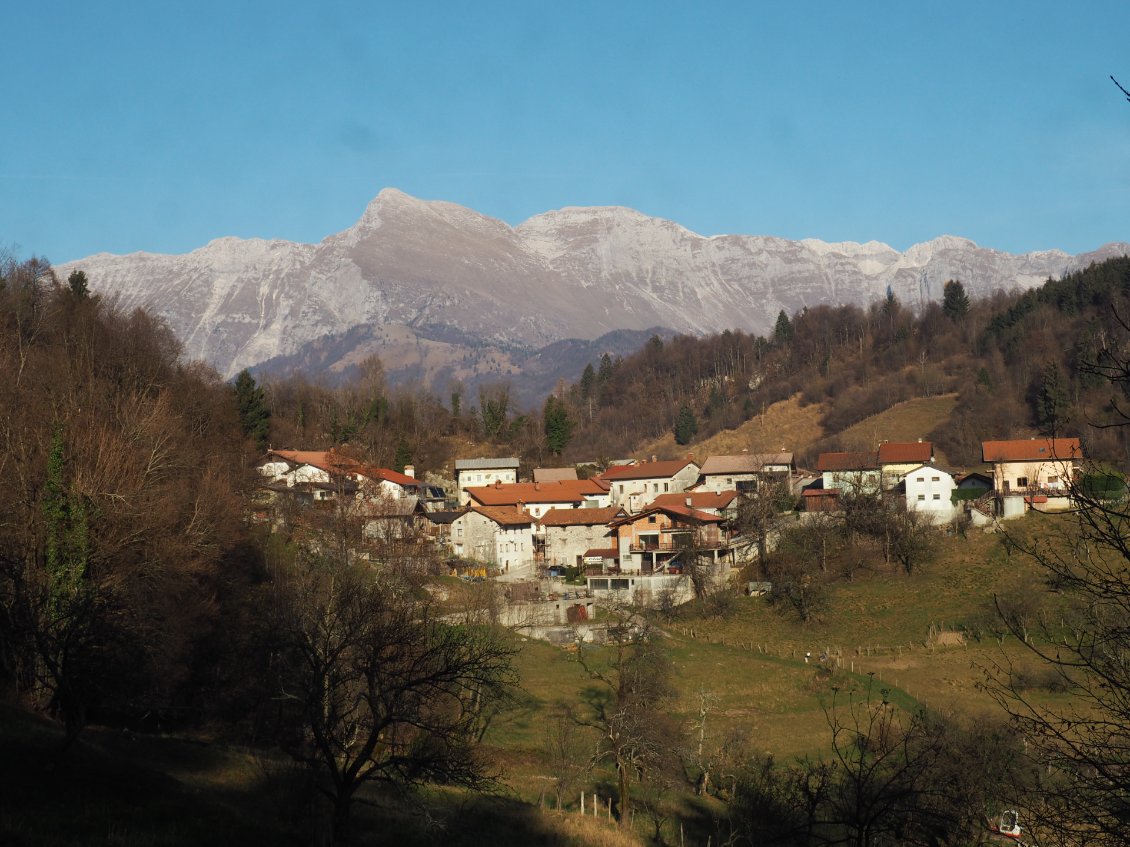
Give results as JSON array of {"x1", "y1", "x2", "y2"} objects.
[
  {"x1": 267, "y1": 539, "x2": 517, "y2": 845},
  {"x1": 574, "y1": 607, "x2": 681, "y2": 826}
]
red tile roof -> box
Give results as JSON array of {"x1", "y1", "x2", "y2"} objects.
[
  {"x1": 267, "y1": 449, "x2": 360, "y2": 474},
  {"x1": 584, "y1": 547, "x2": 619, "y2": 559},
  {"x1": 538, "y1": 506, "x2": 625, "y2": 527},
  {"x1": 465, "y1": 479, "x2": 606, "y2": 506},
  {"x1": 599, "y1": 459, "x2": 698, "y2": 482},
  {"x1": 652, "y1": 490, "x2": 737, "y2": 511},
  {"x1": 816, "y1": 451, "x2": 878, "y2": 472},
  {"x1": 610, "y1": 503, "x2": 722, "y2": 527},
  {"x1": 877, "y1": 441, "x2": 933, "y2": 464},
  {"x1": 357, "y1": 466, "x2": 419, "y2": 487},
  {"x1": 982, "y1": 437, "x2": 1084, "y2": 463},
  {"x1": 468, "y1": 506, "x2": 534, "y2": 527}
]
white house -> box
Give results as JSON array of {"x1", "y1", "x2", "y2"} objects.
[
  {"x1": 600, "y1": 457, "x2": 701, "y2": 513},
  {"x1": 454, "y1": 457, "x2": 521, "y2": 506},
  {"x1": 902, "y1": 464, "x2": 957, "y2": 524},
  {"x1": 816, "y1": 451, "x2": 882, "y2": 495}
]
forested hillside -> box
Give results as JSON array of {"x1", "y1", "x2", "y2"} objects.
[{"x1": 246, "y1": 256, "x2": 1130, "y2": 473}]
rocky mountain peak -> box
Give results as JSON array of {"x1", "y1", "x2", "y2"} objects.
[{"x1": 59, "y1": 189, "x2": 1130, "y2": 397}]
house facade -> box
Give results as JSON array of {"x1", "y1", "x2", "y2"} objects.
[
  {"x1": 816, "y1": 451, "x2": 882, "y2": 495},
  {"x1": 600, "y1": 458, "x2": 701, "y2": 513},
  {"x1": 449, "y1": 506, "x2": 534, "y2": 574},
  {"x1": 902, "y1": 464, "x2": 957, "y2": 524},
  {"x1": 697, "y1": 452, "x2": 793, "y2": 493},
  {"x1": 877, "y1": 441, "x2": 934, "y2": 489},
  {"x1": 536, "y1": 506, "x2": 625, "y2": 569},
  {"x1": 609, "y1": 504, "x2": 726, "y2": 574},
  {"x1": 455, "y1": 457, "x2": 521, "y2": 506},
  {"x1": 982, "y1": 438, "x2": 1083, "y2": 494}
]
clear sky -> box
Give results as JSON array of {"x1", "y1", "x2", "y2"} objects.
[{"x1": 4, "y1": 1, "x2": 1129, "y2": 264}]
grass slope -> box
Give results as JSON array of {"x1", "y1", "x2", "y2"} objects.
[
  {"x1": 829, "y1": 394, "x2": 960, "y2": 461},
  {"x1": 639, "y1": 394, "x2": 827, "y2": 461}
]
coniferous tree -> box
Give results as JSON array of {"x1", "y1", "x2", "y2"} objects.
[
  {"x1": 673, "y1": 404, "x2": 698, "y2": 446},
  {"x1": 393, "y1": 439, "x2": 412, "y2": 473},
  {"x1": 543, "y1": 395, "x2": 573, "y2": 456},
  {"x1": 773, "y1": 309, "x2": 794, "y2": 344},
  {"x1": 233, "y1": 369, "x2": 270, "y2": 449},
  {"x1": 942, "y1": 279, "x2": 970, "y2": 321},
  {"x1": 1035, "y1": 362, "x2": 1070, "y2": 435},
  {"x1": 66, "y1": 270, "x2": 89, "y2": 299}
]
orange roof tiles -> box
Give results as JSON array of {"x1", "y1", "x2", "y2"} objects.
[
  {"x1": 465, "y1": 479, "x2": 606, "y2": 507},
  {"x1": 468, "y1": 506, "x2": 534, "y2": 527},
  {"x1": 610, "y1": 503, "x2": 722, "y2": 527},
  {"x1": 599, "y1": 459, "x2": 697, "y2": 482},
  {"x1": 358, "y1": 467, "x2": 419, "y2": 487},
  {"x1": 652, "y1": 490, "x2": 737, "y2": 511},
  {"x1": 877, "y1": 441, "x2": 933, "y2": 464},
  {"x1": 982, "y1": 437, "x2": 1084, "y2": 463},
  {"x1": 538, "y1": 506, "x2": 625, "y2": 527},
  {"x1": 266, "y1": 449, "x2": 360, "y2": 473}
]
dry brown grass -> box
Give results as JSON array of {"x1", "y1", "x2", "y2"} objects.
[
  {"x1": 637, "y1": 394, "x2": 827, "y2": 460},
  {"x1": 835, "y1": 394, "x2": 959, "y2": 461},
  {"x1": 545, "y1": 813, "x2": 649, "y2": 847}
]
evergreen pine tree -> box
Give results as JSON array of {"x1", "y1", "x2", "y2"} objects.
[
  {"x1": 67, "y1": 269, "x2": 89, "y2": 299},
  {"x1": 942, "y1": 279, "x2": 970, "y2": 320},
  {"x1": 394, "y1": 439, "x2": 412, "y2": 473},
  {"x1": 233, "y1": 369, "x2": 270, "y2": 449},
  {"x1": 773, "y1": 309, "x2": 794, "y2": 344},
  {"x1": 543, "y1": 396, "x2": 574, "y2": 456},
  {"x1": 673, "y1": 404, "x2": 698, "y2": 446}
]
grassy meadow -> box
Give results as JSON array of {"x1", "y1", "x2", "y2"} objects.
[{"x1": 2, "y1": 516, "x2": 1074, "y2": 846}]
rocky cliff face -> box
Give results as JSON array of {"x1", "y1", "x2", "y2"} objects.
[{"x1": 62, "y1": 188, "x2": 1130, "y2": 396}]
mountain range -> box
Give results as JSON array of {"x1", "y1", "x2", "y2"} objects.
[{"x1": 61, "y1": 188, "x2": 1130, "y2": 406}]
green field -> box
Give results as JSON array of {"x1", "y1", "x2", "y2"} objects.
[{"x1": 1, "y1": 518, "x2": 1070, "y2": 846}]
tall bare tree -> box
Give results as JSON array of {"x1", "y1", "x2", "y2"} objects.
[
  {"x1": 573, "y1": 607, "x2": 681, "y2": 826},
  {"x1": 266, "y1": 533, "x2": 517, "y2": 845}
]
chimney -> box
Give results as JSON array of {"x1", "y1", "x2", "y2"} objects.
[
  {"x1": 534, "y1": 482, "x2": 541, "y2": 491},
  {"x1": 685, "y1": 496, "x2": 693, "y2": 508},
  {"x1": 404, "y1": 464, "x2": 415, "y2": 478},
  {"x1": 686, "y1": 452, "x2": 694, "y2": 461},
  {"x1": 651, "y1": 455, "x2": 658, "y2": 463},
  {"x1": 495, "y1": 479, "x2": 502, "y2": 488}
]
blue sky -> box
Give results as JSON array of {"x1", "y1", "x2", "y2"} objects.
[{"x1": 4, "y1": 2, "x2": 1129, "y2": 264}]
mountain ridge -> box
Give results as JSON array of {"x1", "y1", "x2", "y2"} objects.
[{"x1": 59, "y1": 189, "x2": 1130, "y2": 400}]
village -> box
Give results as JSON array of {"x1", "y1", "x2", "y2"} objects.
[{"x1": 256, "y1": 436, "x2": 1087, "y2": 639}]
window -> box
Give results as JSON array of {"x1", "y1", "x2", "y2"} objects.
[
  {"x1": 1049, "y1": 475, "x2": 1059, "y2": 484},
  {"x1": 1017, "y1": 477, "x2": 1029, "y2": 487},
  {"x1": 619, "y1": 484, "x2": 624, "y2": 494},
  {"x1": 648, "y1": 515, "x2": 657, "y2": 523},
  {"x1": 918, "y1": 494, "x2": 925, "y2": 501},
  {"x1": 653, "y1": 483, "x2": 659, "y2": 493},
  {"x1": 933, "y1": 493, "x2": 940, "y2": 500},
  {"x1": 931, "y1": 476, "x2": 939, "y2": 482},
  {"x1": 664, "y1": 482, "x2": 669, "y2": 492}
]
